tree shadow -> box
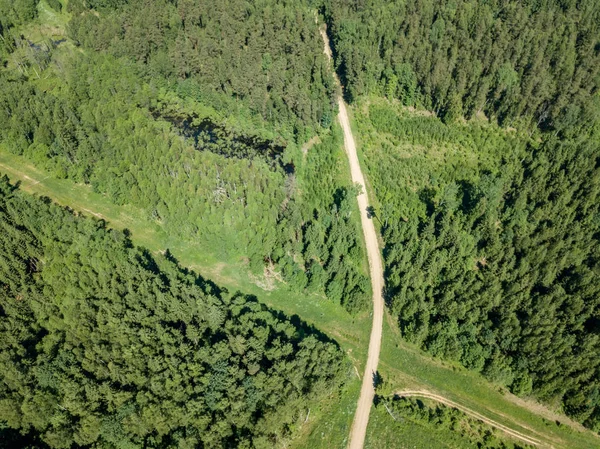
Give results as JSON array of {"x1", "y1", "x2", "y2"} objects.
[
  {"x1": 456, "y1": 180, "x2": 480, "y2": 214},
  {"x1": 418, "y1": 187, "x2": 437, "y2": 217},
  {"x1": 372, "y1": 370, "x2": 384, "y2": 389},
  {"x1": 264, "y1": 297, "x2": 341, "y2": 348},
  {"x1": 366, "y1": 205, "x2": 376, "y2": 219},
  {"x1": 167, "y1": 259, "x2": 341, "y2": 349},
  {"x1": 163, "y1": 248, "x2": 226, "y2": 298}
]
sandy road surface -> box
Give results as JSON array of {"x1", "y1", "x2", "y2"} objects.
[
  {"x1": 319, "y1": 26, "x2": 385, "y2": 449},
  {"x1": 394, "y1": 390, "x2": 546, "y2": 448}
]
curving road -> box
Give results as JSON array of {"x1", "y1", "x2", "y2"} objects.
[
  {"x1": 318, "y1": 20, "x2": 576, "y2": 449},
  {"x1": 319, "y1": 26, "x2": 385, "y2": 449},
  {"x1": 394, "y1": 391, "x2": 544, "y2": 447}
]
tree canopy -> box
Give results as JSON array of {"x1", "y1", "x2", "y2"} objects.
[
  {"x1": 323, "y1": 0, "x2": 600, "y2": 127},
  {"x1": 325, "y1": 0, "x2": 600, "y2": 430},
  {"x1": 1, "y1": 0, "x2": 600, "y2": 438},
  {"x1": 356, "y1": 98, "x2": 600, "y2": 429},
  {"x1": 0, "y1": 176, "x2": 350, "y2": 448},
  {"x1": 0, "y1": 0, "x2": 370, "y2": 313}
]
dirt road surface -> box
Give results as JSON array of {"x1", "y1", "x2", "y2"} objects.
[
  {"x1": 319, "y1": 26, "x2": 385, "y2": 449},
  {"x1": 394, "y1": 390, "x2": 546, "y2": 448}
]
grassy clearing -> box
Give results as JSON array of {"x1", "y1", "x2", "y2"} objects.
[
  {"x1": 0, "y1": 148, "x2": 371, "y2": 448},
  {"x1": 366, "y1": 394, "x2": 536, "y2": 449},
  {"x1": 21, "y1": 0, "x2": 71, "y2": 42},
  {"x1": 351, "y1": 96, "x2": 529, "y2": 221},
  {"x1": 37, "y1": 0, "x2": 70, "y2": 33},
  {"x1": 293, "y1": 377, "x2": 361, "y2": 449},
  {"x1": 366, "y1": 404, "x2": 458, "y2": 449}
]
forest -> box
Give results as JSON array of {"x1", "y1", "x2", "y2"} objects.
[
  {"x1": 0, "y1": 175, "x2": 350, "y2": 448},
  {"x1": 66, "y1": 0, "x2": 337, "y2": 137},
  {"x1": 323, "y1": 0, "x2": 600, "y2": 127},
  {"x1": 0, "y1": 0, "x2": 370, "y2": 314},
  {"x1": 1, "y1": 0, "x2": 600, "y2": 445},
  {"x1": 343, "y1": 0, "x2": 600, "y2": 432}
]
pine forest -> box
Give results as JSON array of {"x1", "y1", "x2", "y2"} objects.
[{"x1": 1, "y1": 1, "x2": 599, "y2": 448}]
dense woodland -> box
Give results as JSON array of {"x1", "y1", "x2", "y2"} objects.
[
  {"x1": 376, "y1": 107, "x2": 600, "y2": 426},
  {"x1": 1, "y1": 0, "x2": 600, "y2": 442},
  {"x1": 324, "y1": 0, "x2": 600, "y2": 127},
  {"x1": 67, "y1": 0, "x2": 337, "y2": 137},
  {"x1": 0, "y1": 176, "x2": 350, "y2": 448},
  {"x1": 0, "y1": 0, "x2": 370, "y2": 313},
  {"x1": 326, "y1": 0, "x2": 600, "y2": 430},
  {"x1": 356, "y1": 67, "x2": 600, "y2": 431}
]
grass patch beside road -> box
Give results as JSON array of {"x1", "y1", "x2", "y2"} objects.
[{"x1": 370, "y1": 260, "x2": 600, "y2": 449}]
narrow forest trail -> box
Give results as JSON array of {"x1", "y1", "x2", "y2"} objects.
[
  {"x1": 393, "y1": 390, "x2": 547, "y2": 448},
  {"x1": 319, "y1": 26, "x2": 385, "y2": 449}
]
